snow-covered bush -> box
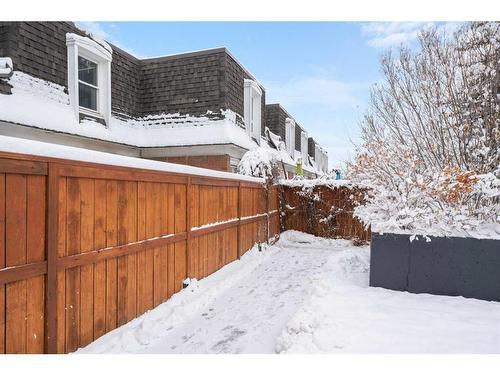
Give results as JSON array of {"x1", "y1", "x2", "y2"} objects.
[
  {"x1": 237, "y1": 147, "x2": 281, "y2": 179},
  {"x1": 349, "y1": 22, "x2": 500, "y2": 238}
]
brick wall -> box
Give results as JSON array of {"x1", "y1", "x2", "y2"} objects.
[{"x1": 154, "y1": 154, "x2": 231, "y2": 172}]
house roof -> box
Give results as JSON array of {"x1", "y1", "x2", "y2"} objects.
[{"x1": 123, "y1": 45, "x2": 264, "y2": 90}]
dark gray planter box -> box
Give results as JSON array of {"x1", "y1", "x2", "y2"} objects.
[{"x1": 369, "y1": 232, "x2": 500, "y2": 302}]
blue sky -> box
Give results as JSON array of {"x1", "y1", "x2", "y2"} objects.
[{"x1": 78, "y1": 22, "x2": 454, "y2": 168}]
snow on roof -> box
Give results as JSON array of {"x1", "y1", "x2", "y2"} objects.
[
  {"x1": 0, "y1": 134, "x2": 264, "y2": 183},
  {"x1": 265, "y1": 127, "x2": 284, "y2": 151},
  {"x1": 71, "y1": 25, "x2": 113, "y2": 54},
  {"x1": 0, "y1": 57, "x2": 13, "y2": 78},
  {"x1": 0, "y1": 71, "x2": 257, "y2": 150}
]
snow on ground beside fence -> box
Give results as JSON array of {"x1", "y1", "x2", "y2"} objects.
[
  {"x1": 76, "y1": 241, "x2": 282, "y2": 353},
  {"x1": 0, "y1": 135, "x2": 264, "y2": 183},
  {"x1": 276, "y1": 236, "x2": 500, "y2": 354},
  {"x1": 77, "y1": 231, "x2": 500, "y2": 354}
]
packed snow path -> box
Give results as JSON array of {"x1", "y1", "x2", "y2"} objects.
[
  {"x1": 78, "y1": 231, "x2": 500, "y2": 354},
  {"x1": 78, "y1": 231, "x2": 341, "y2": 353}
]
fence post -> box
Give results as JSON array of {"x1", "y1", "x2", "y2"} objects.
[
  {"x1": 266, "y1": 183, "x2": 270, "y2": 243},
  {"x1": 186, "y1": 176, "x2": 192, "y2": 278},
  {"x1": 45, "y1": 162, "x2": 60, "y2": 354},
  {"x1": 237, "y1": 181, "x2": 241, "y2": 259}
]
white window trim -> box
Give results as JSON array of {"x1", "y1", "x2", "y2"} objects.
[
  {"x1": 301, "y1": 131, "x2": 308, "y2": 165},
  {"x1": 285, "y1": 118, "x2": 295, "y2": 157},
  {"x1": 243, "y1": 79, "x2": 262, "y2": 144},
  {"x1": 314, "y1": 144, "x2": 328, "y2": 172},
  {"x1": 66, "y1": 33, "x2": 112, "y2": 125}
]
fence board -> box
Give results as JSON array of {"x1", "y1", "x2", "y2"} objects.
[
  {"x1": 80, "y1": 178, "x2": 95, "y2": 348},
  {"x1": 105, "y1": 180, "x2": 118, "y2": 333},
  {"x1": 150, "y1": 183, "x2": 161, "y2": 308},
  {"x1": 56, "y1": 176, "x2": 66, "y2": 353},
  {"x1": 65, "y1": 177, "x2": 81, "y2": 353},
  {"x1": 158, "y1": 184, "x2": 169, "y2": 302},
  {"x1": 26, "y1": 175, "x2": 45, "y2": 353},
  {"x1": 125, "y1": 181, "x2": 137, "y2": 323},
  {"x1": 0, "y1": 174, "x2": 4, "y2": 354},
  {"x1": 164, "y1": 184, "x2": 173, "y2": 298},
  {"x1": 93, "y1": 180, "x2": 107, "y2": 340},
  {"x1": 5, "y1": 174, "x2": 28, "y2": 353},
  {"x1": 136, "y1": 182, "x2": 148, "y2": 315}
]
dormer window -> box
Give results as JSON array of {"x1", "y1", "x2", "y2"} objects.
[
  {"x1": 66, "y1": 33, "x2": 112, "y2": 125},
  {"x1": 301, "y1": 131, "x2": 308, "y2": 164},
  {"x1": 285, "y1": 118, "x2": 295, "y2": 157},
  {"x1": 244, "y1": 79, "x2": 262, "y2": 144}
]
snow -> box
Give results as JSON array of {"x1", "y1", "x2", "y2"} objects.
[
  {"x1": 191, "y1": 218, "x2": 239, "y2": 231},
  {"x1": 77, "y1": 231, "x2": 500, "y2": 354},
  {"x1": 0, "y1": 57, "x2": 13, "y2": 77},
  {"x1": 276, "y1": 243, "x2": 500, "y2": 353},
  {"x1": 280, "y1": 176, "x2": 359, "y2": 189},
  {"x1": 237, "y1": 147, "x2": 279, "y2": 178},
  {"x1": 238, "y1": 129, "x2": 324, "y2": 178},
  {"x1": 0, "y1": 71, "x2": 258, "y2": 150},
  {"x1": 1, "y1": 70, "x2": 327, "y2": 177},
  {"x1": 68, "y1": 30, "x2": 113, "y2": 54},
  {"x1": 0, "y1": 135, "x2": 263, "y2": 183},
  {"x1": 349, "y1": 22, "x2": 500, "y2": 241}
]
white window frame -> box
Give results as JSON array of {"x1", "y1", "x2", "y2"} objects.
[
  {"x1": 244, "y1": 79, "x2": 262, "y2": 144},
  {"x1": 66, "y1": 33, "x2": 112, "y2": 125},
  {"x1": 301, "y1": 131, "x2": 308, "y2": 164},
  {"x1": 285, "y1": 118, "x2": 295, "y2": 157},
  {"x1": 314, "y1": 144, "x2": 328, "y2": 172},
  {"x1": 315, "y1": 144, "x2": 322, "y2": 170}
]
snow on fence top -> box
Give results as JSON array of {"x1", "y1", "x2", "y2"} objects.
[
  {"x1": 279, "y1": 177, "x2": 362, "y2": 189},
  {"x1": 0, "y1": 135, "x2": 264, "y2": 183}
]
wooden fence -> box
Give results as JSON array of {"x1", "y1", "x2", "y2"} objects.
[
  {"x1": 0, "y1": 151, "x2": 280, "y2": 354},
  {"x1": 280, "y1": 184, "x2": 371, "y2": 241}
]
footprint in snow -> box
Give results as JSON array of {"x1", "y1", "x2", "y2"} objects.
[{"x1": 211, "y1": 328, "x2": 247, "y2": 353}]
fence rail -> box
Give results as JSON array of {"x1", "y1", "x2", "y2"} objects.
[{"x1": 0, "y1": 151, "x2": 279, "y2": 354}]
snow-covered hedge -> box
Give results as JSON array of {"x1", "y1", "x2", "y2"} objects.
[
  {"x1": 349, "y1": 22, "x2": 500, "y2": 239},
  {"x1": 237, "y1": 147, "x2": 280, "y2": 178}
]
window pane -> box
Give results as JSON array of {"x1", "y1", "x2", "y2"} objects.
[
  {"x1": 78, "y1": 56, "x2": 98, "y2": 86},
  {"x1": 79, "y1": 83, "x2": 97, "y2": 110}
]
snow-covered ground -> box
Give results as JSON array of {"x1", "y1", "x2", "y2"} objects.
[{"x1": 77, "y1": 231, "x2": 500, "y2": 354}]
